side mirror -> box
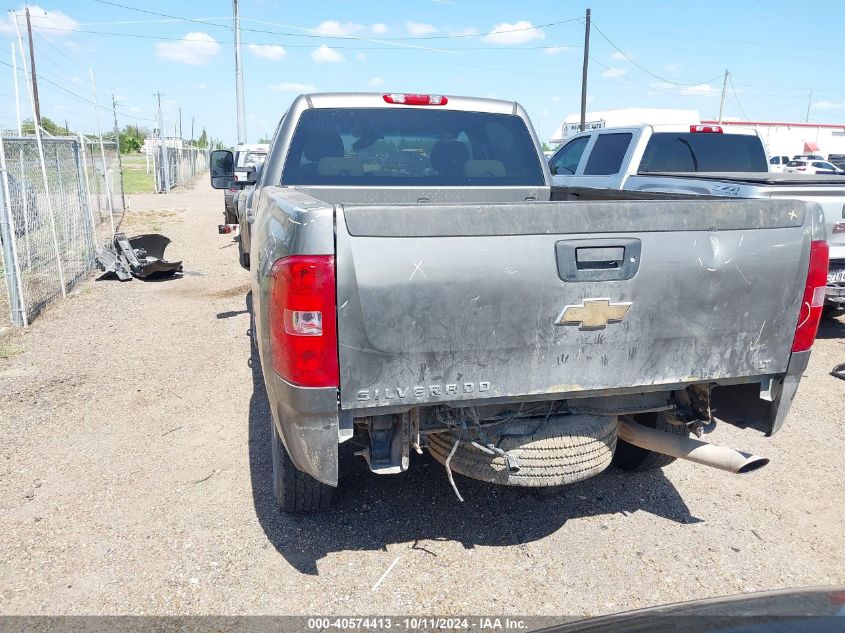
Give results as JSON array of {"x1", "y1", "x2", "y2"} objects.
[{"x1": 210, "y1": 150, "x2": 235, "y2": 189}]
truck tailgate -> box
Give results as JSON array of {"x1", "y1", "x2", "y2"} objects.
[{"x1": 335, "y1": 199, "x2": 812, "y2": 410}]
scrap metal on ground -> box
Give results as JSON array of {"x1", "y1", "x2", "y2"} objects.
[{"x1": 95, "y1": 233, "x2": 182, "y2": 281}]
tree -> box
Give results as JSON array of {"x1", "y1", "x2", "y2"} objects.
[
  {"x1": 118, "y1": 125, "x2": 146, "y2": 153},
  {"x1": 256, "y1": 136, "x2": 271, "y2": 144},
  {"x1": 196, "y1": 129, "x2": 208, "y2": 148},
  {"x1": 21, "y1": 116, "x2": 71, "y2": 136}
]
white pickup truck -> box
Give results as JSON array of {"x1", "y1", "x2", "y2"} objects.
[{"x1": 549, "y1": 124, "x2": 845, "y2": 314}]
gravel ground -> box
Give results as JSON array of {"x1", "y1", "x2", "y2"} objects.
[{"x1": 0, "y1": 177, "x2": 843, "y2": 616}]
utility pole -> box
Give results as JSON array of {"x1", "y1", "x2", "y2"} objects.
[
  {"x1": 805, "y1": 88, "x2": 813, "y2": 123},
  {"x1": 178, "y1": 105, "x2": 182, "y2": 138},
  {"x1": 190, "y1": 116, "x2": 195, "y2": 146},
  {"x1": 718, "y1": 69, "x2": 728, "y2": 123},
  {"x1": 579, "y1": 8, "x2": 591, "y2": 132},
  {"x1": 24, "y1": 7, "x2": 42, "y2": 129},
  {"x1": 233, "y1": 0, "x2": 247, "y2": 144},
  {"x1": 112, "y1": 92, "x2": 126, "y2": 211}
]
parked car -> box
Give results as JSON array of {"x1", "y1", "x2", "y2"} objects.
[
  {"x1": 792, "y1": 154, "x2": 825, "y2": 161},
  {"x1": 768, "y1": 154, "x2": 790, "y2": 173},
  {"x1": 828, "y1": 153, "x2": 845, "y2": 170},
  {"x1": 784, "y1": 159, "x2": 845, "y2": 175},
  {"x1": 222, "y1": 143, "x2": 268, "y2": 224},
  {"x1": 548, "y1": 124, "x2": 845, "y2": 315},
  {"x1": 210, "y1": 93, "x2": 826, "y2": 513}
]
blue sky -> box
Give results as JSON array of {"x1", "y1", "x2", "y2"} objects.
[{"x1": 1, "y1": 0, "x2": 844, "y2": 144}]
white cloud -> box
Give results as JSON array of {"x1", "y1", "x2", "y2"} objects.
[
  {"x1": 312, "y1": 45, "x2": 345, "y2": 63},
  {"x1": 586, "y1": 95, "x2": 595, "y2": 103},
  {"x1": 368, "y1": 77, "x2": 384, "y2": 86},
  {"x1": 155, "y1": 32, "x2": 220, "y2": 65},
  {"x1": 449, "y1": 27, "x2": 479, "y2": 36},
  {"x1": 665, "y1": 62, "x2": 682, "y2": 72},
  {"x1": 551, "y1": 95, "x2": 560, "y2": 102},
  {"x1": 371, "y1": 23, "x2": 388, "y2": 34},
  {"x1": 651, "y1": 82, "x2": 719, "y2": 97},
  {"x1": 484, "y1": 21, "x2": 544, "y2": 45},
  {"x1": 70, "y1": 75, "x2": 83, "y2": 85},
  {"x1": 812, "y1": 100, "x2": 845, "y2": 110},
  {"x1": 313, "y1": 21, "x2": 364, "y2": 37},
  {"x1": 406, "y1": 21, "x2": 438, "y2": 36},
  {"x1": 0, "y1": 5, "x2": 78, "y2": 35},
  {"x1": 248, "y1": 44, "x2": 287, "y2": 60},
  {"x1": 196, "y1": 84, "x2": 207, "y2": 91},
  {"x1": 129, "y1": 106, "x2": 142, "y2": 113},
  {"x1": 601, "y1": 67, "x2": 626, "y2": 78},
  {"x1": 680, "y1": 83, "x2": 718, "y2": 96},
  {"x1": 544, "y1": 46, "x2": 570, "y2": 55},
  {"x1": 356, "y1": 52, "x2": 367, "y2": 61},
  {"x1": 611, "y1": 51, "x2": 628, "y2": 61},
  {"x1": 269, "y1": 82, "x2": 318, "y2": 92}
]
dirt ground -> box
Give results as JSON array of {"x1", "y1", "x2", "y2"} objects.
[{"x1": 0, "y1": 177, "x2": 843, "y2": 616}]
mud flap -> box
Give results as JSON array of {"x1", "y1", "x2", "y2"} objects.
[{"x1": 95, "y1": 233, "x2": 183, "y2": 280}]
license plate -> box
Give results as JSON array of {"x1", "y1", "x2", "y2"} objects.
[{"x1": 829, "y1": 268, "x2": 845, "y2": 284}]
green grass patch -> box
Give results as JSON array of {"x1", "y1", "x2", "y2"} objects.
[{"x1": 120, "y1": 155, "x2": 155, "y2": 194}]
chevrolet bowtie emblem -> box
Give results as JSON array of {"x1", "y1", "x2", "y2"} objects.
[{"x1": 556, "y1": 298, "x2": 632, "y2": 330}]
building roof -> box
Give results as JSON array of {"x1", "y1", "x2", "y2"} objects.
[{"x1": 702, "y1": 119, "x2": 845, "y2": 129}]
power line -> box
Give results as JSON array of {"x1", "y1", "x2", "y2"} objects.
[
  {"x1": 0, "y1": 57, "x2": 156, "y2": 122},
  {"x1": 727, "y1": 73, "x2": 749, "y2": 120},
  {"x1": 589, "y1": 19, "x2": 719, "y2": 87},
  {"x1": 28, "y1": 23, "x2": 579, "y2": 51},
  {"x1": 89, "y1": 1, "x2": 582, "y2": 42}
]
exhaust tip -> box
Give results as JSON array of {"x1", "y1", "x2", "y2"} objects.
[{"x1": 737, "y1": 457, "x2": 770, "y2": 474}]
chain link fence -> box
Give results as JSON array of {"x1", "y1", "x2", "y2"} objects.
[
  {"x1": 154, "y1": 146, "x2": 209, "y2": 193},
  {"x1": 0, "y1": 136, "x2": 122, "y2": 328}
]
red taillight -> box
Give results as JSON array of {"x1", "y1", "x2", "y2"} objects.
[
  {"x1": 268, "y1": 255, "x2": 338, "y2": 388},
  {"x1": 791, "y1": 240, "x2": 829, "y2": 352},
  {"x1": 797, "y1": 167, "x2": 807, "y2": 171},
  {"x1": 690, "y1": 125, "x2": 723, "y2": 133},
  {"x1": 383, "y1": 93, "x2": 448, "y2": 106}
]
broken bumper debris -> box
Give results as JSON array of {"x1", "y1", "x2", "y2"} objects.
[{"x1": 95, "y1": 233, "x2": 183, "y2": 281}]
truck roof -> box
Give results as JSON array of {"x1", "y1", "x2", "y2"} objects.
[
  {"x1": 300, "y1": 92, "x2": 519, "y2": 115},
  {"x1": 571, "y1": 123, "x2": 760, "y2": 136}
]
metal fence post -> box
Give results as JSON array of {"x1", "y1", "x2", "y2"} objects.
[
  {"x1": 74, "y1": 137, "x2": 98, "y2": 253},
  {"x1": 0, "y1": 134, "x2": 28, "y2": 327}
]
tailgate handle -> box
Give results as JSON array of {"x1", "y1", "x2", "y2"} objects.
[
  {"x1": 556, "y1": 238, "x2": 641, "y2": 282},
  {"x1": 576, "y1": 246, "x2": 625, "y2": 270}
]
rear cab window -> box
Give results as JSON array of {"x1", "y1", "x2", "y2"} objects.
[
  {"x1": 638, "y1": 132, "x2": 768, "y2": 173},
  {"x1": 282, "y1": 108, "x2": 544, "y2": 186},
  {"x1": 583, "y1": 133, "x2": 633, "y2": 175}
]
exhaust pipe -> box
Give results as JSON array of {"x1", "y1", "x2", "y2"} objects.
[{"x1": 618, "y1": 419, "x2": 769, "y2": 474}]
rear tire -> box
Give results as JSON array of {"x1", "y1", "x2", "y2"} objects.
[
  {"x1": 270, "y1": 419, "x2": 335, "y2": 513},
  {"x1": 612, "y1": 412, "x2": 689, "y2": 472},
  {"x1": 238, "y1": 239, "x2": 250, "y2": 269}
]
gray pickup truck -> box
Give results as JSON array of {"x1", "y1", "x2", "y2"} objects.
[{"x1": 210, "y1": 93, "x2": 828, "y2": 513}]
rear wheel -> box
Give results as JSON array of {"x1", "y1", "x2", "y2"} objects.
[
  {"x1": 270, "y1": 419, "x2": 335, "y2": 513},
  {"x1": 238, "y1": 238, "x2": 250, "y2": 269},
  {"x1": 612, "y1": 412, "x2": 689, "y2": 472}
]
